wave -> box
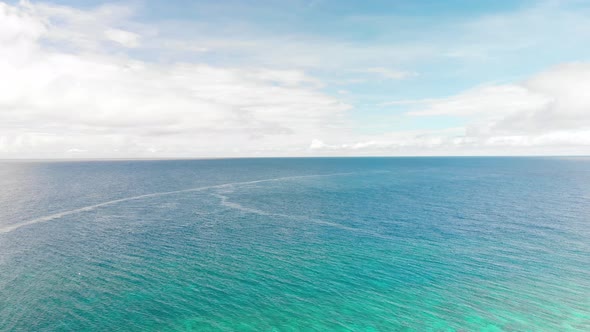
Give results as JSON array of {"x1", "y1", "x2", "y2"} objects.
[{"x1": 0, "y1": 172, "x2": 356, "y2": 234}]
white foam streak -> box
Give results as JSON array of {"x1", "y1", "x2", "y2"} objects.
[
  {"x1": 212, "y1": 189, "x2": 393, "y2": 240},
  {"x1": 0, "y1": 172, "x2": 355, "y2": 234},
  {"x1": 212, "y1": 193, "x2": 272, "y2": 216}
]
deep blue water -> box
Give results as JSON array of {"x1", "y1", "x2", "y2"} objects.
[{"x1": 0, "y1": 157, "x2": 589, "y2": 331}]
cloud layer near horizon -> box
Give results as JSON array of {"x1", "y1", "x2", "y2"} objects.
[
  {"x1": 1, "y1": 1, "x2": 590, "y2": 158},
  {"x1": 0, "y1": 1, "x2": 352, "y2": 158}
]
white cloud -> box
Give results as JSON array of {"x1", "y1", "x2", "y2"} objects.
[
  {"x1": 0, "y1": 1, "x2": 349, "y2": 158},
  {"x1": 19, "y1": 0, "x2": 143, "y2": 51},
  {"x1": 411, "y1": 62, "x2": 590, "y2": 138},
  {"x1": 104, "y1": 28, "x2": 140, "y2": 47},
  {"x1": 408, "y1": 84, "x2": 550, "y2": 118},
  {"x1": 308, "y1": 61, "x2": 590, "y2": 156},
  {"x1": 1, "y1": 1, "x2": 590, "y2": 158},
  {"x1": 364, "y1": 67, "x2": 417, "y2": 80}
]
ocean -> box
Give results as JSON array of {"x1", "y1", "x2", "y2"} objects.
[{"x1": 0, "y1": 157, "x2": 588, "y2": 331}]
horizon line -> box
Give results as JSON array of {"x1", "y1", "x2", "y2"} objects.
[{"x1": 1, "y1": 155, "x2": 588, "y2": 162}]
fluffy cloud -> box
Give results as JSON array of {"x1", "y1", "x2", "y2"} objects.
[
  {"x1": 1, "y1": 0, "x2": 590, "y2": 158},
  {"x1": 364, "y1": 67, "x2": 417, "y2": 80},
  {"x1": 104, "y1": 28, "x2": 140, "y2": 48},
  {"x1": 312, "y1": 63, "x2": 590, "y2": 155},
  {"x1": 0, "y1": 1, "x2": 349, "y2": 158},
  {"x1": 410, "y1": 62, "x2": 590, "y2": 139}
]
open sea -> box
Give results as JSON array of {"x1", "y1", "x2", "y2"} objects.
[{"x1": 0, "y1": 157, "x2": 588, "y2": 331}]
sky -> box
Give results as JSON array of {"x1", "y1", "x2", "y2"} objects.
[{"x1": 1, "y1": 0, "x2": 590, "y2": 158}]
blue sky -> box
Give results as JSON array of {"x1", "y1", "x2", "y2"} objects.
[{"x1": 1, "y1": 0, "x2": 590, "y2": 157}]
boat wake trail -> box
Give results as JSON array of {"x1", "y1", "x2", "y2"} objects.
[{"x1": 0, "y1": 172, "x2": 356, "y2": 234}]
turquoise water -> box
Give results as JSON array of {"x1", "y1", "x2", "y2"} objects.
[{"x1": 0, "y1": 157, "x2": 588, "y2": 331}]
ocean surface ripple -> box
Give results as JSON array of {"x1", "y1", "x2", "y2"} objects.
[{"x1": 0, "y1": 157, "x2": 588, "y2": 331}]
